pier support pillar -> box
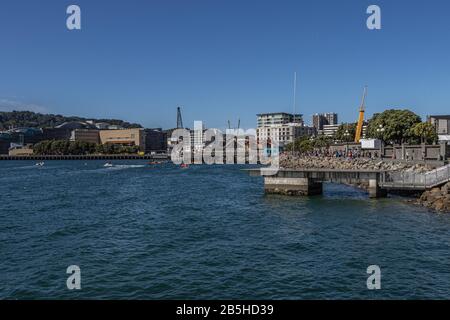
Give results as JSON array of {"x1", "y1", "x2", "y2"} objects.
[
  {"x1": 368, "y1": 179, "x2": 387, "y2": 198},
  {"x1": 264, "y1": 177, "x2": 323, "y2": 196}
]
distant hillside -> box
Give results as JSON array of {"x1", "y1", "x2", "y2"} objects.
[{"x1": 0, "y1": 111, "x2": 142, "y2": 130}]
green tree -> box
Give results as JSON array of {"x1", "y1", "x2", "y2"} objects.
[
  {"x1": 33, "y1": 140, "x2": 142, "y2": 155},
  {"x1": 408, "y1": 122, "x2": 437, "y2": 144},
  {"x1": 366, "y1": 109, "x2": 421, "y2": 144},
  {"x1": 285, "y1": 135, "x2": 335, "y2": 153},
  {"x1": 285, "y1": 136, "x2": 313, "y2": 153},
  {"x1": 335, "y1": 123, "x2": 356, "y2": 142},
  {"x1": 34, "y1": 140, "x2": 96, "y2": 155},
  {"x1": 312, "y1": 135, "x2": 333, "y2": 148}
]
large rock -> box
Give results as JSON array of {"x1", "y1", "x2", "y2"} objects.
[
  {"x1": 427, "y1": 194, "x2": 438, "y2": 203},
  {"x1": 434, "y1": 199, "x2": 446, "y2": 212},
  {"x1": 417, "y1": 189, "x2": 450, "y2": 213},
  {"x1": 420, "y1": 192, "x2": 429, "y2": 202},
  {"x1": 431, "y1": 187, "x2": 442, "y2": 194},
  {"x1": 441, "y1": 182, "x2": 450, "y2": 195}
]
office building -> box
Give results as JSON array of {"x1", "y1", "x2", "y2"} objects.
[
  {"x1": 257, "y1": 112, "x2": 314, "y2": 149},
  {"x1": 322, "y1": 124, "x2": 340, "y2": 137},
  {"x1": 99, "y1": 128, "x2": 145, "y2": 150},
  {"x1": 257, "y1": 123, "x2": 315, "y2": 147},
  {"x1": 144, "y1": 128, "x2": 167, "y2": 153},
  {"x1": 9, "y1": 146, "x2": 34, "y2": 156},
  {"x1": 70, "y1": 129, "x2": 100, "y2": 144},
  {"x1": 257, "y1": 112, "x2": 303, "y2": 128},
  {"x1": 313, "y1": 113, "x2": 338, "y2": 132},
  {"x1": 0, "y1": 137, "x2": 10, "y2": 155},
  {"x1": 313, "y1": 114, "x2": 327, "y2": 131},
  {"x1": 40, "y1": 128, "x2": 72, "y2": 141},
  {"x1": 7, "y1": 128, "x2": 44, "y2": 145},
  {"x1": 324, "y1": 113, "x2": 338, "y2": 126}
]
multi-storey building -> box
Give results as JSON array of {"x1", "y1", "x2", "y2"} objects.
[
  {"x1": 428, "y1": 115, "x2": 450, "y2": 141},
  {"x1": 257, "y1": 112, "x2": 303, "y2": 128},
  {"x1": 256, "y1": 112, "x2": 315, "y2": 149},
  {"x1": 99, "y1": 128, "x2": 145, "y2": 150},
  {"x1": 319, "y1": 123, "x2": 367, "y2": 139},
  {"x1": 70, "y1": 129, "x2": 100, "y2": 144},
  {"x1": 0, "y1": 136, "x2": 10, "y2": 155},
  {"x1": 324, "y1": 113, "x2": 338, "y2": 126},
  {"x1": 40, "y1": 127, "x2": 72, "y2": 141},
  {"x1": 312, "y1": 113, "x2": 327, "y2": 131},
  {"x1": 144, "y1": 128, "x2": 167, "y2": 153},
  {"x1": 313, "y1": 113, "x2": 338, "y2": 132},
  {"x1": 322, "y1": 124, "x2": 340, "y2": 137}
]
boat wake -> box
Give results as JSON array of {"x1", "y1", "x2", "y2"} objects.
[{"x1": 105, "y1": 164, "x2": 147, "y2": 170}]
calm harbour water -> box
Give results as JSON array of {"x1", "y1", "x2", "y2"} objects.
[{"x1": 1, "y1": 160, "x2": 450, "y2": 299}]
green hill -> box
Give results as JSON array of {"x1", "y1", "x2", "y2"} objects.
[{"x1": 0, "y1": 111, "x2": 142, "y2": 130}]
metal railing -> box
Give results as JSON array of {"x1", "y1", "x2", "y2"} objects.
[{"x1": 381, "y1": 164, "x2": 450, "y2": 188}]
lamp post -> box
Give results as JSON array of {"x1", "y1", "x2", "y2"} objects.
[
  {"x1": 344, "y1": 129, "x2": 350, "y2": 155},
  {"x1": 376, "y1": 125, "x2": 385, "y2": 158},
  {"x1": 376, "y1": 124, "x2": 385, "y2": 138}
]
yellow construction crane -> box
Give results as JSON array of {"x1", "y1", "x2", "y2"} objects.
[{"x1": 354, "y1": 86, "x2": 367, "y2": 143}]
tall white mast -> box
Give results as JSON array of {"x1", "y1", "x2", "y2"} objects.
[
  {"x1": 293, "y1": 72, "x2": 297, "y2": 116},
  {"x1": 292, "y1": 71, "x2": 297, "y2": 154}
]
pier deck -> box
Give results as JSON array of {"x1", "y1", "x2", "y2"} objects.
[{"x1": 245, "y1": 165, "x2": 450, "y2": 197}]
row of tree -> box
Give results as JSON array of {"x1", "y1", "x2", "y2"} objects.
[
  {"x1": 33, "y1": 140, "x2": 141, "y2": 155},
  {"x1": 336, "y1": 109, "x2": 438, "y2": 144},
  {"x1": 284, "y1": 135, "x2": 333, "y2": 153}
]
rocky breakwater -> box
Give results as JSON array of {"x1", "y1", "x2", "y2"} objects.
[
  {"x1": 417, "y1": 182, "x2": 450, "y2": 213},
  {"x1": 280, "y1": 155, "x2": 434, "y2": 172}
]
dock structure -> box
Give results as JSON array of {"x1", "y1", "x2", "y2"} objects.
[
  {"x1": 246, "y1": 168, "x2": 387, "y2": 198},
  {"x1": 246, "y1": 164, "x2": 450, "y2": 198}
]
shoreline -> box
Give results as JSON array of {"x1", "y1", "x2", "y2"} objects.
[{"x1": 0, "y1": 154, "x2": 169, "y2": 161}]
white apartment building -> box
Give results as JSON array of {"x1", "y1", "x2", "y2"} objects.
[
  {"x1": 322, "y1": 124, "x2": 339, "y2": 137},
  {"x1": 257, "y1": 112, "x2": 303, "y2": 127},
  {"x1": 256, "y1": 112, "x2": 315, "y2": 149}
]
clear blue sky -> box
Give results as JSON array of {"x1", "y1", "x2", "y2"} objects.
[{"x1": 1, "y1": 0, "x2": 450, "y2": 129}]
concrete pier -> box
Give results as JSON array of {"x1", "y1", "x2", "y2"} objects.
[
  {"x1": 368, "y1": 178, "x2": 387, "y2": 198},
  {"x1": 246, "y1": 168, "x2": 388, "y2": 198}
]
